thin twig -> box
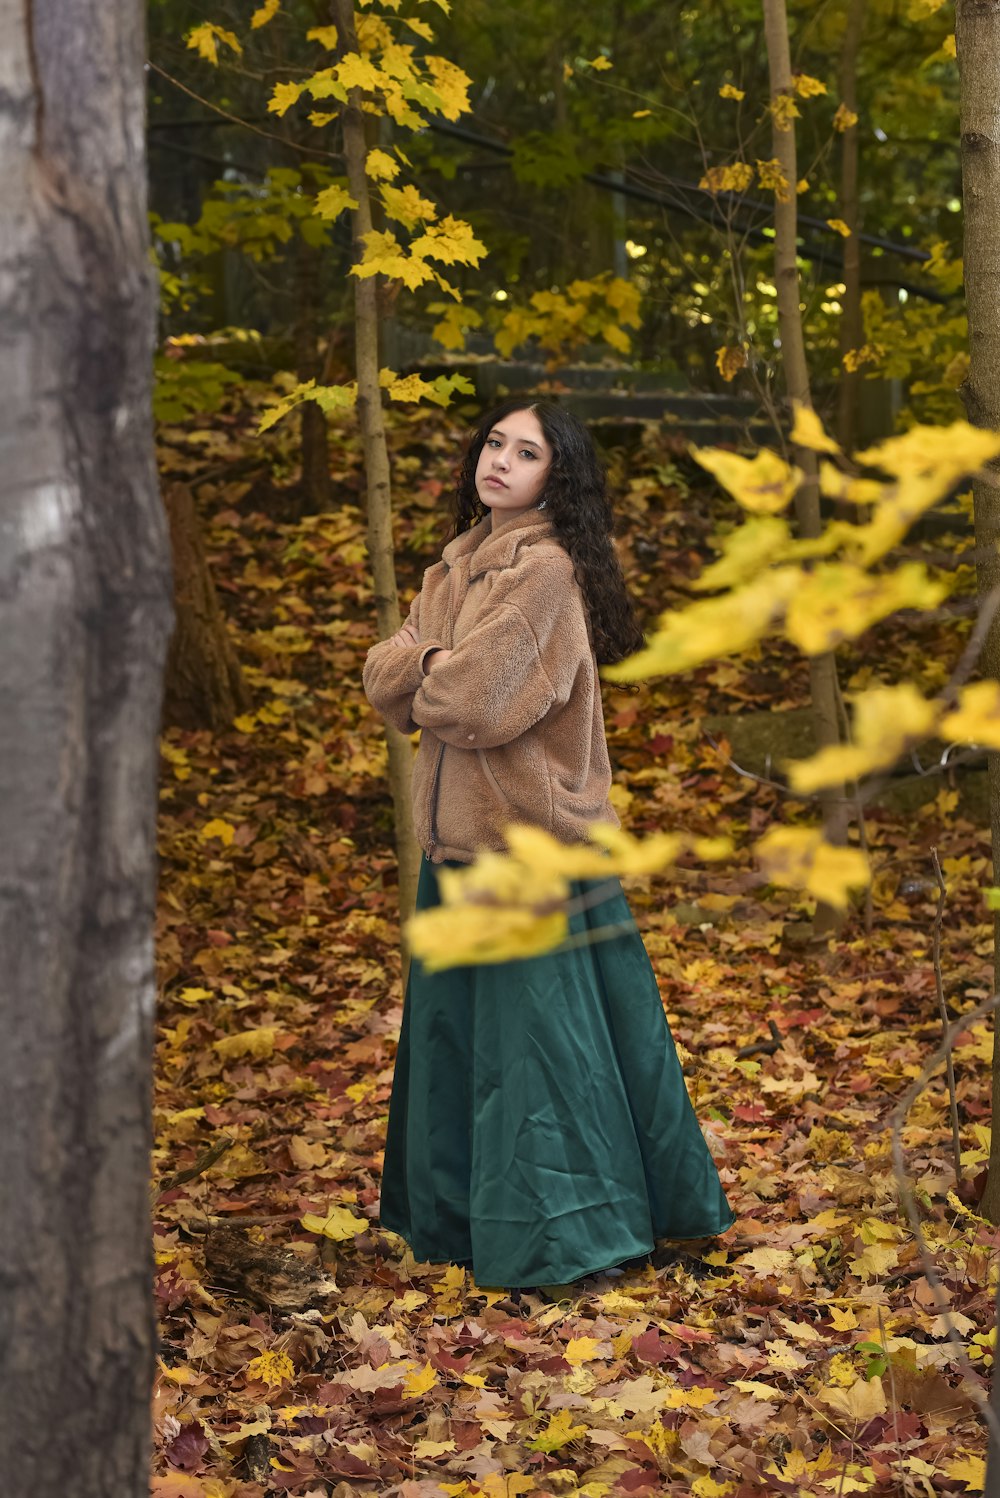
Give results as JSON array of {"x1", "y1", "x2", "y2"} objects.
[
  {"x1": 889, "y1": 989, "x2": 1000, "y2": 1444},
  {"x1": 930, "y1": 847, "x2": 963, "y2": 1187},
  {"x1": 147, "y1": 60, "x2": 344, "y2": 161}
]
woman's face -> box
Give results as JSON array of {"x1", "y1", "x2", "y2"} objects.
[{"x1": 474, "y1": 408, "x2": 553, "y2": 520}]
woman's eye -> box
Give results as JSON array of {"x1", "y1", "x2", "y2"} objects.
[{"x1": 519, "y1": 449, "x2": 537, "y2": 460}]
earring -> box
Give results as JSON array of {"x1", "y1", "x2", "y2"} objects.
[{"x1": 537, "y1": 497, "x2": 548, "y2": 509}]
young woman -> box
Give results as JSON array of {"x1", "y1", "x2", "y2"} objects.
[{"x1": 362, "y1": 397, "x2": 734, "y2": 1291}]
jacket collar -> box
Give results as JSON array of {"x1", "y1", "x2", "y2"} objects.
[{"x1": 441, "y1": 505, "x2": 556, "y2": 579}]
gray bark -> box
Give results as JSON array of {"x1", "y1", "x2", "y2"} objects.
[{"x1": 0, "y1": 0, "x2": 172, "y2": 1491}]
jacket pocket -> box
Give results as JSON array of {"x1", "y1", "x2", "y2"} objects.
[{"x1": 477, "y1": 748, "x2": 511, "y2": 807}]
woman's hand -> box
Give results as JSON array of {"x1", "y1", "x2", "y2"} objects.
[
  {"x1": 389, "y1": 622, "x2": 420, "y2": 648},
  {"x1": 425, "y1": 648, "x2": 453, "y2": 668}
]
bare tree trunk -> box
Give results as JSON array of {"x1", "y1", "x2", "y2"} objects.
[
  {"x1": 835, "y1": 0, "x2": 866, "y2": 456},
  {"x1": 762, "y1": 0, "x2": 849, "y2": 936},
  {"x1": 162, "y1": 484, "x2": 251, "y2": 730},
  {"x1": 956, "y1": 1, "x2": 1000, "y2": 1250},
  {"x1": 295, "y1": 236, "x2": 333, "y2": 513},
  {"x1": 333, "y1": 0, "x2": 420, "y2": 976},
  {"x1": 0, "y1": 0, "x2": 172, "y2": 1490}
]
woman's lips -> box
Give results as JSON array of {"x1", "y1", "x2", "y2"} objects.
[{"x1": 484, "y1": 476, "x2": 507, "y2": 488}]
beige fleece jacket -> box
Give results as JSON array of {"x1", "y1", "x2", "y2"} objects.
[{"x1": 362, "y1": 504, "x2": 620, "y2": 864}]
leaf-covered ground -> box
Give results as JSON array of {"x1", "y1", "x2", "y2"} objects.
[{"x1": 153, "y1": 407, "x2": 998, "y2": 1498}]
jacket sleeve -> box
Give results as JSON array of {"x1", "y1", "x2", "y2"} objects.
[
  {"x1": 410, "y1": 553, "x2": 588, "y2": 750},
  {"x1": 361, "y1": 591, "x2": 446, "y2": 736}
]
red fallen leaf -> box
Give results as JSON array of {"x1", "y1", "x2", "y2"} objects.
[
  {"x1": 847, "y1": 1075, "x2": 874, "y2": 1093},
  {"x1": 618, "y1": 1466, "x2": 660, "y2": 1492},
  {"x1": 780, "y1": 1007, "x2": 825, "y2": 1029},
  {"x1": 323, "y1": 1448, "x2": 378, "y2": 1478},
  {"x1": 537, "y1": 1355, "x2": 571, "y2": 1374},
  {"x1": 432, "y1": 1350, "x2": 474, "y2": 1374},
  {"x1": 647, "y1": 733, "x2": 674, "y2": 753},
  {"x1": 632, "y1": 1328, "x2": 673, "y2": 1364},
  {"x1": 314, "y1": 1381, "x2": 351, "y2": 1405},
  {"x1": 164, "y1": 1423, "x2": 209, "y2": 1472},
  {"x1": 732, "y1": 1103, "x2": 770, "y2": 1122},
  {"x1": 205, "y1": 929, "x2": 233, "y2": 947}
]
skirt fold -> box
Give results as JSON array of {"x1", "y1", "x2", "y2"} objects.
[{"x1": 379, "y1": 853, "x2": 734, "y2": 1287}]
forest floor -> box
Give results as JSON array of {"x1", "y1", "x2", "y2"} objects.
[{"x1": 152, "y1": 406, "x2": 998, "y2": 1498}]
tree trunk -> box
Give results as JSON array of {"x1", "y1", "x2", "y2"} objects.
[
  {"x1": 162, "y1": 483, "x2": 251, "y2": 730},
  {"x1": 0, "y1": 0, "x2": 172, "y2": 1490},
  {"x1": 762, "y1": 0, "x2": 850, "y2": 935},
  {"x1": 333, "y1": 0, "x2": 420, "y2": 979},
  {"x1": 835, "y1": 0, "x2": 866, "y2": 457},
  {"x1": 295, "y1": 235, "x2": 333, "y2": 513},
  {"x1": 956, "y1": 1, "x2": 1000, "y2": 1254}
]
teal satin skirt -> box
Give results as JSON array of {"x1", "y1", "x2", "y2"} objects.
[{"x1": 380, "y1": 853, "x2": 735, "y2": 1288}]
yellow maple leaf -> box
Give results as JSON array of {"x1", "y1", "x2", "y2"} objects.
[
  {"x1": 407, "y1": 902, "x2": 569, "y2": 972},
  {"x1": 605, "y1": 569, "x2": 798, "y2": 681},
  {"x1": 245, "y1": 1349, "x2": 294, "y2": 1387},
  {"x1": 719, "y1": 84, "x2": 745, "y2": 100},
  {"x1": 305, "y1": 23, "x2": 338, "y2": 47},
  {"x1": 185, "y1": 22, "x2": 242, "y2": 65},
  {"x1": 659, "y1": 1384, "x2": 720, "y2": 1408},
  {"x1": 819, "y1": 1375, "x2": 887, "y2": 1422},
  {"x1": 716, "y1": 345, "x2": 748, "y2": 382},
  {"x1": 756, "y1": 157, "x2": 792, "y2": 201},
  {"x1": 268, "y1": 80, "x2": 304, "y2": 116},
  {"x1": 380, "y1": 183, "x2": 438, "y2": 229},
  {"x1": 827, "y1": 217, "x2": 852, "y2": 237},
  {"x1": 251, "y1": 0, "x2": 280, "y2": 28},
  {"x1": 857, "y1": 418, "x2": 1000, "y2": 483},
  {"x1": 314, "y1": 184, "x2": 359, "y2": 221},
  {"x1": 410, "y1": 215, "x2": 487, "y2": 268},
  {"x1": 946, "y1": 1455, "x2": 986, "y2": 1490},
  {"x1": 403, "y1": 1361, "x2": 437, "y2": 1399},
  {"x1": 300, "y1": 1206, "x2": 368, "y2": 1240},
  {"x1": 527, "y1": 1408, "x2": 587, "y2": 1453},
  {"x1": 175, "y1": 986, "x2": 214, "y2": 1006},
  {"x1": 695, "y1": 516, "x2": 792, "y2": 592},
  {"x1": 365, "y1": 148, "x2": 401, "y2": 181},
  {"x1": 692, "y1": 1478, "x2": 736, "y2": 1498},
  {"x1": 700, "y1": 161, "x2": 755, "y2": 194},
  {"x1": 834, "y1": 102, "x2": 860, "y2": 131},
  {"x1": 941, "y1": 680, "x2": 1000, "y2": 750},
  {"x1": 790, "y1": 401, "x2": 842, "y2": 454},
  {"x1": 213, "y1": 1027, "x2": 276, "y2": 1061},
  {"x1": 352, "y1": 229, "x2": 436, "y2": 290},
  {"x1": 787, "y1": 683, "x2": 938, "y2": 791},
  {"x1": 589, "y1": 55, "x2": 613, "y2": 69},
  {"x1": 785, "y1": 561, "x2": 947, "y2": 655},
  {"x1": 770, "y1": 92, "x2": 801, "y2": 130},
  {"x1": 565, "y1": 1336, "x2": 602, "y2": 1365},
  {"x1": 755, "y1": 826, "x2": 869, "y2": 910},
  {"x1": 336, "y1": 52, "x2": 385, "y2": 94},
  {"x1": 849, "y1": 1242, "x2": 899, "y2": 1279},
  {"x1": 689, "y1": 443, "x2": 804, "y2": 513},
  {"x1": 829, "y1": 1305, "x2": 860, "y2": 1331},
  {"x1": 793, "y1": 72, "x2": 828, "y2": 97}
]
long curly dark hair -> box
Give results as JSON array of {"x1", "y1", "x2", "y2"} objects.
[{"x1": 449, "y1": 397, "x2": 645, "y2": 676}]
